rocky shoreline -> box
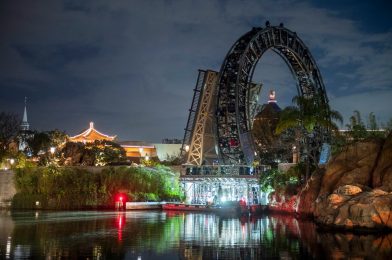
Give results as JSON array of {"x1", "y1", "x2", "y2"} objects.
[{"x1": 268, "y1": 133, "x2": 392, "y2": 231}]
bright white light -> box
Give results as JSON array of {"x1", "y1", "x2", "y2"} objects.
[
  {"x1": 50, "y1": 147, "x2": 56, "y2": 154},
  {"x1": 36, "y1": 201, "x2": 40, "y2": 206},
  {"x1": 6, "y1": 236, "x2": 11, "y2": 259},
  {"x1": 145, "y1": 155, "x2": 149, "y2": 161},
  {"x1": 185, "y1": 145, "x2": 190, "y2": 152},
  {"x1": 10, "y1": 159, "x2": 15, "y2": 165}
]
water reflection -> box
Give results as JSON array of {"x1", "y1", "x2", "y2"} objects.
[{"x1": 0, "y1": 210, "x2": 391, "y2": 259}]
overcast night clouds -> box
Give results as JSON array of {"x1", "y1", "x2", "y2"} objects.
[{"x1": 0, "y1": 0, "x2": 391, "y2": 142}]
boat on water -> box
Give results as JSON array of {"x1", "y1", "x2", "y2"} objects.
[{"x1": 163, "y1": 201, "x2": 248, "y2": 214}]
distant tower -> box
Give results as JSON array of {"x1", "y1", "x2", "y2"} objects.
[
  {"x1": 20, "y1": 97, "x2": 30, "y2": 131},
  {"x1": 19, "y1": 97, "x2": 30, "y2": 151},
  {"x1": 268, "y1": 90, "x2": 277, "y2": 103}
]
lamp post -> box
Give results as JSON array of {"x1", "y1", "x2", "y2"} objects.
[
  {"x1": 49, "y1": 147, "x2": 56, "y2": 165},
  {"x1": 139, "y1": 147, "x2": 144, "y2": 164},
  {"x1": 292, "y1": 145, "x2": 298, "y2": 163}
]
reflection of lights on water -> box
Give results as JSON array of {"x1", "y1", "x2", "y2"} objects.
[
  {"x1": 242, "y1": 224, "x2": 246, "y2": 240},
  {"x1": 118, "y1": 215, "x2": 123, "y2": 228},
  {"x1": 116, "y1": 214, "x2": 125, "y2": 242},
  {"x1": 93, "y1": 246, "x2": 102, "y2": 259},
  {"x1": 6, "y1": 236, "x2": 11, "y2": 259},
  {"x1": 35, "y1": 211, "x2": 39, "y2": 219},
  {"x1": 137, "y1": 256, "x2": 142, "y2": 260}
]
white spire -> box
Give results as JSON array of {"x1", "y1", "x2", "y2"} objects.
[
  {"x1": 21, "y1": 97, "x2": 29, "y2": 131},
  {"x1": 23, "y1": 97, "x2": 28, "y2": 122}
]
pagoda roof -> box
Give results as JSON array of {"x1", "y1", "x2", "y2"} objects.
[{"x1": 69, "y1": 122, "x2": 116, "y2": 142}]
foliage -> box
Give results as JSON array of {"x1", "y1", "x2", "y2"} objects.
[
  {"x1": 141, "y1": 157, "x2": 160, "y2": 167},
  {"x1": 259, "y1": 167, "x2": 300, "y2": 193},
  {"x1": 275, "y1": 95, "x2": 342, "y2": 135},
  {"x1": 26, "y1": 129, "x2": 68, "y2": 157},
  {"x1": 345, "y1": 110, "x2": 387, "y2": 141},
  {"x1": 0, "y1": 112, "x2": 20, "y2": 160},
  {"x1": 27, "y1": 131, "x2": 51, "y2": 156},
  {"x1": 59, "y1": 140, "x2": 127, "y2": 166},
  {"x1": 275, "y1": 94, "x2": 342, "y2": 180},
  {"x1": 252, "y1": 104, "x2": 296, "y2": 165},
  {"x1": 160, "y1": 153, "x2": 182, "y2": 166},
  {"x1": 345, "y1": 110, "x2": 367, "y2": 141},
  {"x1": 1, "y1": 152, "x2": 37, "y2": 169},
  {"x1": 12, "y1": 165, "x2": 184, "y2": 209}
]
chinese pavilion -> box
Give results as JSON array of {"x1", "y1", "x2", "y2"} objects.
[
  {"x1": 69, "y1": 122, "x2": 158, "y2": 162},
  {"x1": 69, "y1": 122, "x2": 116, "y2": 143}
]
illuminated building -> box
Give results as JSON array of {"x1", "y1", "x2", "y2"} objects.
[
  {"x1": 69, "y1": 122, "x2": 116, "y2": 143},
  {"x1": 69, "y1": 122, "x2": 159, "y2": 163},
  {"x1": 117, "y1": 141, "x2": 157, "y2": 162}
]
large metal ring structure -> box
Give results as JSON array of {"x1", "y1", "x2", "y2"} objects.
[{"x1": 215, "y1": 23, "x2": 330, "y2": 165}]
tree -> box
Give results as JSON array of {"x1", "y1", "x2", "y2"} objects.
[
  {"x1": 345, "y1": 111, "x2": 386, "y2": 140},
  {"x1": 345, "y1": 110, "x2": 367, "y2": 141},
  {"x1": 47, "y1": 129, "x2": 68, "y2": 147},
  {"x1": 60, "y1": 140, "x2": 127, "y2": 166},
  {"x1": 27, "y1": 131, "x2": 51, "y2": 156},
  {"x1": 275, "y1": 94, "x2": 343, "y2": 180},
  {"x1": 0, "y1": 112, "x2": 20, "y2": 160},
  {"x1": 252, "y1": 104, "x2": 296, "y2": 166}
]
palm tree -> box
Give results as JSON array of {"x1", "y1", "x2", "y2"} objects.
[{"x1": 275, "y1": 94, "x2": 342, "y2": 181}]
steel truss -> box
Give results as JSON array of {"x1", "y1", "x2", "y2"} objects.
[
  {"x1": 215, "y1": 23, "x2": 330, "y2": 165},
  {"x1": 185, "y1": 70, "x2": 218, "y2": 165}
]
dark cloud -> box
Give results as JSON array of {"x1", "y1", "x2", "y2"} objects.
[{"x1": 0, "y1": 0, "x2": 391, "y2": 141}]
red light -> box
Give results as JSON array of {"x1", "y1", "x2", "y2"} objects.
[{"x1": 119, "y1": 196, "x2": 123, "y2": 202}]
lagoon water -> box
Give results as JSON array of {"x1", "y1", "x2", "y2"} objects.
[{"x1": 0, "y1": 210, "x2": 391, "y2": 259}]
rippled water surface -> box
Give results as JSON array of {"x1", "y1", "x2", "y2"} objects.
[{"x1": 0, "y1": 210, "x2": 391, "y2": 259}]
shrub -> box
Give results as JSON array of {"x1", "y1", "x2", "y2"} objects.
[
  {"x1": 12, "y1": 165, "x2": 184, "y2": 209},
  {"x1": 259, "y1": 166, "x2": 300, "y2": 193}
]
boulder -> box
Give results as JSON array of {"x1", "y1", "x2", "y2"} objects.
[
  {"x1": 335, "y1": 185, "x2": 362, "y2": 196},
  {"x1": 269, "y1": 135, "x2": 392, "y2": 230},
  {"x1": 314, "y1": 189, "x2": 392, "y2": 230},
  {"x1": 296, "y1": 168, "x2": 324, "y2": 216},
  {"x1": 319, "y1": 140, "x2": 383, "y2": 196},
  {"x1": 372, "y1": 132, "x2": 392, "y2": 192}
]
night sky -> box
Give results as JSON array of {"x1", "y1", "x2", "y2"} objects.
[{"x1": 1, "y1": 0, "x2": 391, "y2": 142}]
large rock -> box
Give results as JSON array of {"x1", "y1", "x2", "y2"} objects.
[
  {"x1": 319, "y1": 139, "x2": 383, "y2": 197},
  {"x1": 313, "y1": 135, "x2": 392, "y2": 230},
  {"x1": 372, "y1": 132, "x2": 392, "y2": 192},
  {"x1": 296, "y1": 168, "x2": 324, "y2": 216},
  {"x1": 314, "y1": 187, "x2": 392, "y2": 229},
  {"x1": 269, "y1": 134, "x2": 392, "y2": 230}
]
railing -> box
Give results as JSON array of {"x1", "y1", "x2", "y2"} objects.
[{"x1": 181, "y1": 164, "x2": 271, "y2": 176}]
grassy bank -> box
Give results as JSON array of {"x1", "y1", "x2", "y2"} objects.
[{"x1": 12, "y1": 165, "x2": 184, "y2": 210}]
